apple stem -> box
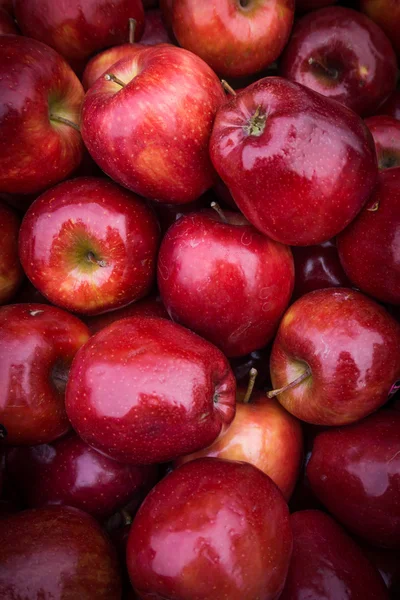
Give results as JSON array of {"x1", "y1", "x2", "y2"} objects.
[
  {"x1": 104, "y1": 73, "x2": 127, "y2": 88},
  {"x1": 121, "y1": 509, "x2": 133, "y2": 526},
  {"x1": 308, "y1": 57, "x2": 339, "y2": 80},
  {"x1": 267, "y1": 366, "x2": 312, "y2": 399},
  {"x1": 221, "y1": 80, "x2": 237, "y2": 96},
  {"x1": 129, "y1": 17, "x2": 136, "y2": 44},
  {"x1": 87, "y1": 251, "x2": 107, "y2": 268},
  {"x1": 49, "y1": 114, "x2": 80, "y2": 132},
  {"x1": 367, "y1": 200, "x2": 380, "y2": 212},
  {"x1": 210, "y1": 201, "x2": 228, "y2": 224},
  {"x1": 0, "y1": 424, "x2": 7, "y2": 439},
  {"x1": 243, "y1": 368, "x2": 258, "y2": 404}
]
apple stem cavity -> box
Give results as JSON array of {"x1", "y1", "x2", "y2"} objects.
[
  {"x1": 267, "y1": 366, "x2": 312, "y2": 399},
  {"x1": 243, "y1": 368, "x2": 258, "y2": 404},
  {"x1": 210, "y1": 201, "x2": 228, "y2": 224},
  {"x1": 87, "y1": 251, "x2": 107, "y2": 268},
  {"x1": 129, "y1": 18, "x2": 136, "y2": 44},
  {"x1": 104, "y1": 74, "x2": 127, "y2": 88},
  {"x1": 244, "y1": 105, "x2": 267, "y2": 137},
  {"x1": 221, "y1": 80, "x2": 237, "y2": 96},
  {"x1": 308, "y1": 57, "x2": 339, "y2": 81},
  {"x1": 121, "y1": 509, "x2": 133, "y2": 526},
  {"x1": 0, "y1": 424, "x2": 7, "y2": 439},
  {"x1": 49, "y1": 114, "x2": 80, "y2": 132}
]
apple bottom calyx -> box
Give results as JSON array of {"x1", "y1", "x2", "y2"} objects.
[
  {"x1": 244, "y1": 106, "x2": 267, "y2": 137},
  {"x1": 268, "y1": 365, "x2": 312, "y2": 398}
]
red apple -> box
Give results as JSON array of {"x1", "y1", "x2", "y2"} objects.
[
  {"x1": 176, "y1": 390, "x2": 303, "y2": 501},
  {"x1": 6, "y1": 433, "x2": 158, "y2": 519},
  {"x1": 19, "y1": 177, "x2": 160, "y2": 315},
  {"x1": 379, "y1": 89, "x2": 400, "y2": 121},
  {"x1": 210, "y1": 77, "x2": 378, "y2": 246},
  {"x1": 141, "y1": 9, "x2": 173, "y2": 45},
  {"x1": 14, "y1": 0, "x2": 145, "y2": 74},
  {"x1": 0, "y1": 201, "x2": 23, "y2": 305},
  {"x1": 360, "y1": 0, "x2": 400, "y2": 59},
  {"x1": 337, "y1": 169, "x2": 400, "y2": 305},
  {"x1": 81, "y1": 45, "x2": 225, "y2": 204},
  {"x1": 171, "y1": 0, "x2": 294, "y2": 78},
  {"x1": 0, "y1": 36, "x2": 84, "y2": 195},
  {"x1": 307, "y1": 410, "x2": 400, "y2": 548},
  {"x1": 280, "y1": 510, "x2": 390, "y2": 599},
  {"x1": 0, "y1": 7, "x2": 17, "y2": 33},
  {"x1": 158, "y1": 209, "x2": 294, "y2": 357},
  {"x1": 279, "y1": 7, "x2": 397, "y2": 117},
  {"x1": 0, "y1": 303, "x2": 89, "y2": 445},
  {"x1": 66, "y1": 317, "x2": 236, "y2": 464},
  {"x1": 365, "y1": 115, "x2": 400, "y2": 170},
  {"x1": 127, "y1": 458, "x2": 293, "y2": 600},
  {"x1": 0, "y1": 506, "x2": 122, "y2": 598},
  {"x1": 82, "y1": 42, "x2": 144, "y2": 91},
  {"x1": 291, "y1": 239, "x2": 351, "y2": 301},
  {"x1": 269, "y1": 288, "x2": 400, "y2": 425}
]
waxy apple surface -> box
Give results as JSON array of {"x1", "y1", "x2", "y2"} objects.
[
  {"x1": 269, "y1": 288, "x2": 400, "y2": 425},
  {"x1": 0, "y1": 201, "x2": 23, "y2": 305},
  {"x1": 307, "y1": 410, "x2": 400, "y2": 548},
  {"x1": 158, "y1": 209, "x2": 294, "y2": 357},
  {"x1": 127, "y1": 458, "x2": 293, "y2": 600},
  {"x1": 66, "y1": 317, "x2": 236, "y2": 464},
  {"x1": 365, "y1": 115, "x2": 400, "y2": 170},
  {"x1": 0, "y1": 304, "x2": 89, "y2": 445},
  {"x1": 0, "y1": 36, "x2": 83, "y2": 195},
  {"x1": 81, "y1": 45, "x2": 225, "y2": 204},
  {"x1": 210, "y1": 77, "x2": 378, "y2": 246}
]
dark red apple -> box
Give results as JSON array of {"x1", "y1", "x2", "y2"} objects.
[
  {"x1": 81, "y1": 45, "x2": 225, "y2": 204},
  {"x1": 269, "y1": 288, "x2": 400, "y2": 425},
  {"x1": 0, "y1": 201, "x2": 23, "y2": 305},
  {"x1": 280, "y1": 510, "x2": 390, "y2": 599},
  {"x1": 0, "y1": 304, "x2": 89, "y2": 445},
  {"x1": 171, "y1": 0, "x2": 294, "y2": 78},
  {"x1": 141, "y1": 9, "x2": 173, "y2": 44},
  {"x1": 365, "y1": 115, "x2": 400, "y2": 170},
  {"x1": 158, "y1": 209, "x2": 294, "y2": 357},
  {"x1": 66, "y1": 317, "x2": 236, "y2": 464},
  {"x1": 0, "y1": 7, "x2": 17, "y2": 33},
  {"x1": 379, "y1": 89, "x2": 400, "y2": 121},
  {"x1": 279, "y1": 7, "x2": 397, "y2": 117},
  {"x1": 360, "y1": 0, "x2": 400, "y2": 59},
  {"x1": 6, "y1": 433, "x2": 158, "y2": 519},
  {"x1": 0, "y1": 506, "x2": 122, "y2": 598},
  {"x1": 82, "y1": 42, "x2": 144, "y2": 91},
  {"x1": 19, "y1": 177, "x2": 160, "y2": 315},
  {"x1": 0, "y1": 36, "x2": 84, "y2": 195},
  {"x1": 307, "y1": 410, "x2": 400, "y2": 548},
  {"x1": 210, "y1": 77, "x2": 378, "y2": 246},
  {"x1": 337, "y1": 169, "x2": 400, "y2": 305},
  {"x1": 127, "y1": 458, "x2": 293, "y2": 600},
  {"x1": 14, "y1": 0, "x2": 145, "y2": 74}
]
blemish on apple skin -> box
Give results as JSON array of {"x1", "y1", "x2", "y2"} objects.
[
  {"x1": 240, "y1": 231, "x2": 253, "y2": 246},
  {"x1": 29, "y1": 310, "x2": 44, "y2": 317}
]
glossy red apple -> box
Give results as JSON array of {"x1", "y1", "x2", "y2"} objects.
[
  {"x1": 19, "y1": 177, "x2": 160, "y2": 315},
  {"x1": 0, "y1": 304, "x2": 89, "y2": 445},
  {"x1": 0, "y1": 36, "x2": 84, "y2": 195},
  {"x1": 360, "y1": 0, "x2": 400, "y2": 58},
  {"x1": 127, "y1": 458, "x2": 293, "y2": 600},
  {"x1": 280, "y1": 510, "x2": 390, "y2": 599},
  {"x1": 82, "y1": 45, "x2": 225, "y2": 204},
  {"x1": 66, "y1": 317, "x2": 236, "y2": 464},
  {"x1": 6, "y1": 433, "x2": 158, "y2": 519},
  {"x1": 176, "y1": 389, "x2": 303, "y2": 501},
  {"x1": 365, "y1": 115, "x2": 400, "y2": 170},
  {"x1": 280, "y1": 7, "x2": 397, "y2": 117},
  {"x1": 0, "y1": 201, "x2": 23, "y2": 305},
  {"x1": 379, "y1": 89, "x2": 400, "y2": 121},
  {"x1": 269, "y1": 288, "x2": 400, "y2": 425},
  {"x1": 337, "y1": 169, "x2": 400, "y2": 305},
  {"x1": 307, "y1": 410, "x2": 400, "y2": 548},
  {"x1": 210, "y1": 77, "x2": 378, "y2": 246},
  {"x1": 171, "y1": 0, "x2": 294, "y2": 78},
  {"x1": 0, "y1": 506, "x2": 122, "y2": 598},
  {"x1": 14, "y1": 0, "x2": 145, "y2": 74},
  {"x1": 0, "y1": 7, "x2": 17, "y2": 33},
  {"x1": 158, "y1": 209, "x2": 294, "y2": 357},
  {"x1": 291, "y1": 239, "x2": 351, "y2": 301},
  {"x1": 141, "y1": 9, "x2": 172, "y2": 44}
]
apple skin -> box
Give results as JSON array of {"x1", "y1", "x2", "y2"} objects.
[
  {"x1": 0, "y1": 303, "x2": 90, "y2": 446},
  {"x1": 19, "y1": 177, "x2": 160, "y2": 316},
  {"x1": 175, "y1": 390, "x2": 303, "y2": 501},
  {"x1": 280, "y1": 510, "x2": 390, "y2": 600},
  {"x1": 82, "y1": 43, "x2": 144, "y2": 90},
  {"x1": 364, "y1": 116, "x2": 400, "y2": 170},
  {"x1": 0, "y1": 506, "x2": 122, "y2": 599},
  {"x1": 141, "y1": 9, "x2": 173, "y2": 45},
  {"x1": 81, "y1": 45, "x2": 226, "y2": 204},
  {"x1": 279, "y1": 7, "x2": 397, "y2": 117},
  {"x1": 66, "y1": 316, "x2": 236, "y2": 464},
  {"x1": 171, "y1": 0, "x2": 294, "y2": 78},
  {"x1": 360, "y1": 0, "x2": 400, "y2": 59},
  {"x1": 379, "y1": 89, "x2": 400, "y2": 121},
  {"x1": 127, "y1": 458, "x2": 293, "y2": 600},
  {"x1": 158, "y1": 209, "x2": 294, "y2": 357},
  {"x1": 0, "y1": 7, "x2": 17, "y2": 33},
  {"x1": 6, "y1": 433, "x2": 158, "y2": 520},
  {"x1": 210, "y1": 77, "x2": 378, "y2": 246},
  {"x1": 13, "y1": 0, "x2": 145, "y2": 74},
  {"x1": 291, "y1": 239, "x2": 351, "y2": 301},
  {"x1": 307, "y1": 410, "x2": 400, "y2": 548},
  {"x1": 0, "y1": 35, "x2": 84, "y2": 195},
  {"x1": 0, "y1": 201, "x2": 23, "y2": 305},
  {"x1": 337, "y1": 169, "x2": 400, "y2": 306},
  {"x1": 269, "y1": 288, "x2": 400, "y2": 426}
]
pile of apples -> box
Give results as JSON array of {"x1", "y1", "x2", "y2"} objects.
[{"x1": 1, "y1": 0, "x2": 400, "y2": 598}]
